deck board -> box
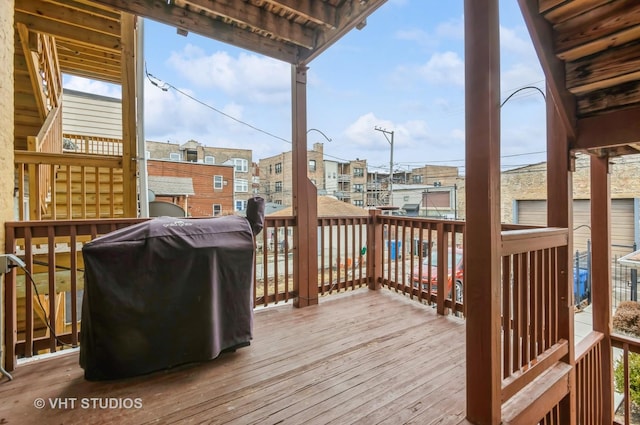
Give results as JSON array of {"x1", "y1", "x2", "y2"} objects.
[{"x1": 0, "y1": 288, "x2": 471, "y2": 424}]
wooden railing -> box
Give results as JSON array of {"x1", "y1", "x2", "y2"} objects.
[
  {"x1": 374, "y1": 216, "x2": 465, "y2": 316},
  {"x1": 38, "y1": 33, "x2": 62, "y2": 111},
  {"x1": 500, "y1": 227, "x2": 572, "y2": 423},
  {"x1": 3, "y1": 218, "x2": 147, "y2": 371},
  {"x1": 3, "y1": 214, "x2": 372, "y2": 368},
  {"x1": 23, "y1": 105, "x2": 63, "y2": 220},
  {"x1": 611, "y1": 333, "x2": 640, "y2": 425},
  {"x1": 62, "y1": 133, "x2": 123, "y2": 156},
  {"x1": 16, "y1": 25, "x2": 61, "y2": 117},
  {"x1": 14, "y1": 151, "x2": 124, "y2": 220},
  {"x1": 577, "y1": 331, "x2": 605, "y2": 425}
]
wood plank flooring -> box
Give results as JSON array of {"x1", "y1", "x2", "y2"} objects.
[{"x1": 0, "y1": 288, "x2": 471, "y2": 425}]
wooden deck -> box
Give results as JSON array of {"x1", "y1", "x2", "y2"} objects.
[{"x1": 0, "y1": 288, "x2": 470, "y2": 425}]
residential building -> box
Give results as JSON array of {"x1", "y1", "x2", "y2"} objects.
[
  {"x1": 322, "y1": 159, "x2": 368, "y2": 207},
  {"x1": 409, "y1": 165, "x2": 459, "y2": 188},
  {"x1": 62, "y1": 89, "x2": 122, "y2": 141},
  {"x1": 147, "y1": 159, "x2": 234, "y2": 217},
  {"x1": 146, "y1": 140, "x2": 253, "y2": 212},
  {"x1": 258, "y1": 142, "x2": 325, "y2": 205}
]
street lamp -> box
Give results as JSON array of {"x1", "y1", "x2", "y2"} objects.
[
  {"x1": 307, "y1": 128, "x2": 332, "y2": 143},
  {"x1": 374, "y1": 126, "x2": 394, "y2": 206}
]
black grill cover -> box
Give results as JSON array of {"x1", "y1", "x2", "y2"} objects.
[{"x1": 80, "y1": 204, "x2": 262, "y2": 380}]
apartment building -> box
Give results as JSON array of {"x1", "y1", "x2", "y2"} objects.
[{"x1": 258, "y1": 143, "x2": 326, "y2": 205}]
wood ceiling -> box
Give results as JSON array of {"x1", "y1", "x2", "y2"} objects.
[
  {"x1": 13, "y1": 0, "x2": 640, "y2": 156},
  {"x1": 520, "y1": 0, "x2": 640, "y2": 156}
]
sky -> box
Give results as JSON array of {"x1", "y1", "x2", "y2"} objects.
[{"x1": 63, "y1": 0, "x2": 547, "y2": 177}]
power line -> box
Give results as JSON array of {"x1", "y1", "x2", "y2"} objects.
[{"x1": 145, "y1": 67, "x2": 554, "y2": 172}]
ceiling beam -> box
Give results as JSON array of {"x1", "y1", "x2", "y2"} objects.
[
  {"x1": 16, "y1": 0, "x2": 120, "y2": 37},
  {"x1": 15, "y1": 11, "x2": 121, "y2": 52},
  {"x1": 574, "y1": 105, "x2": 640, "y2": 151},
  {"x1": 90, "y1": 0, "x2": 303, "y2": 64},
  {"x1": 265, "y1": 0, "x2": 337, "y2": 29},
  {"x1": 301, "y1": 0, "x2": 388, "y2": 64},
  {"x1": 186, "y1": 0, "x2": 317, "y2": 49},
  {"x1": 518, "y1": 0, "x2": 576, "y2": 140}
]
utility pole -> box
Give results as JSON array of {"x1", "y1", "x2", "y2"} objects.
[{"x1": 374, "y1": 127, "x2": 394, "y2": 206}]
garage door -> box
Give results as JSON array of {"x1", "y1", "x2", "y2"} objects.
[{"x1": 516, "y1": 199, "x2": 637, "y2": 258}]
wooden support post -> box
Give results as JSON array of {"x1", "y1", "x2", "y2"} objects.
[
  {"x1": 121, "y1": 13, "x2": 137, "y2": 217},
  {"x1": 367, "y1": 209, "x2": 382, "y2": 290},
  {"x1": 291, "y1": 64, "x2": 318, "y2": 308},
  {"x1": 546, "y1": 86, "x2": 576, "y2": 425},
  {"x1": 590, "y1": 155, "x2": 614, "y2": 424},
  {"x1": 464, "y1": 0, "x2": 502, "y2": 423}
]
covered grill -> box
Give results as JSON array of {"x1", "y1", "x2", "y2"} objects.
[{"x1": 80, "y1": 198, "x2": 264, "y2": 380}]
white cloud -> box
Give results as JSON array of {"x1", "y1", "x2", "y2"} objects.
[
  {"x1": 62, "y1": 76, "x2": 121, "y2": 98},
  {"x1": 166, "y1": 45, "x2": 290, "y2": 104},
  {"x1": 418, "y1": 51, "x2": 465, "y2": 87},
  {"x1": 500, "y1": 25, "x2": 534, "y2": 56},
  {"x1": 344, "y1": 113, "x2": 430, "y2": 151}
]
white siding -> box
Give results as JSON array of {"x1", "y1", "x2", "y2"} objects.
[{"x1": 62, "y1": 89, "x2": 122, "y2": 138}]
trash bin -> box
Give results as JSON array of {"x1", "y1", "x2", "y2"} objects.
[
  {"x1": 80, "y1": 198, "x2": 264, "y2": 380},
  {"x1": 388, "y1": 240, "x2": 402, "y2": 260}
]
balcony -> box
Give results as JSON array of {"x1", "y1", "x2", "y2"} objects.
[{"x1": 3, "y1": 213, "x2": 616, "y2": 424}]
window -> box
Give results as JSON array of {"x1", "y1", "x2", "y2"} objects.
[
  {"x1": 353, "y1": 168, "x2": 364, "y2": 177},
  {"x1": 309, "y1": 159, "x2": 316, "y2": 172},
  {"x1": 275, "y1": 163, "x2": 282, "y2": 174},
  {"x1": 213, "y1": 175, "x2": 224, "y2": 189},
  {"x1": 213, "y1": 204, "x2": 222, "y2": 216},
  {"x1": 353, "y1": 200, "x2": 364, "y2": 207},
  {"x1": 186, "y1": 149, "x2": 197, "y2": 162},
  {"x1": 275, "y1": 200, "x2": 282, "y2": 205},
  {"x1": 235, "y1": 178, "x2": 249, "y2": 193},
  {"x1": 232, "y1": 158, "x2": 248, "y2": 173},
  {"x1": 169, "y1": 152, "x2": 181, "y2": 161},
  {"x1": 353, "y1": 184, "x2": 363, "y2": 192},
  {"x1": 275, "y1": 181, "x2": 283, "y2": 192},
  {"x1": 412, "y1": 175, "x2": 423, "y2": 184},
  {"x1": 235, "y1": 200, "x2": 247, "y2": 211},
  {"x1": 204, "y1": 155, "x2": 215, "y2": 164}
]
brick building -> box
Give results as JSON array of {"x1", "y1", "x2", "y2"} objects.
[
  {"x1": 147, "y1": 159, "x2": 234, "y2": 217},
  {"x1": 501, "y1": 153, "x2": 640, "y2": 256},
  {"x1": 146, "y1": 140, "x2": 254, "y2": 211}
]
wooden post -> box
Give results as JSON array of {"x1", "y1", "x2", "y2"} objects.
[
  {"x1": 291, "y1": 64, "x2": 318, "y2": 308},
  {"x1": 464, "y1": 0, "x2": 502, "y2": 422},
  {"x1": 546, "y1": 87, "x2": 576, "y2": 424},
  {"x1": 121, "y1": 13, "x2": 137, "y2": 217},
  {"x1": 590, "y1": 154, "x2": 614, "y2": 424},
  {"x1": 367, "y1": 209, "x2": 382, "y2": 290}
]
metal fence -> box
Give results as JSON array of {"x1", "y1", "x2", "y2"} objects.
[{"x1": 612, "y1": 243, "x2": 639, "y2": 310}]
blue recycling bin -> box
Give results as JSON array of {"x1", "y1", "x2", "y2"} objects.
[
  {"x1": 388, "y1": 240, "x2": 402, "y2": 260},
  {"x1": 574, "y1": 267, "x2": 590, "y2": 305}
]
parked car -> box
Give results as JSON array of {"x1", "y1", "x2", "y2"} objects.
[{"x1": 411, "y1": 248, "x2": 464, "y2": 302}]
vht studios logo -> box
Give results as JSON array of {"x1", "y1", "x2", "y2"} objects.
[{"x1": 33, "y1": 397, "x2": 143, "y2": 409}]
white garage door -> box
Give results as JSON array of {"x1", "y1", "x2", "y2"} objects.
[{"x1": 516, "y1": 199, "x2": 637, "y2": 258}]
